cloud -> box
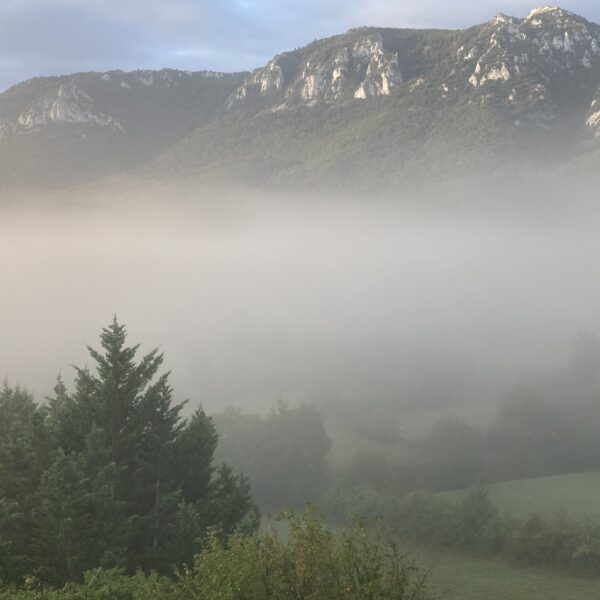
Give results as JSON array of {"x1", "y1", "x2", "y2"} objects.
[{"x1": 0, "y1": 0, "x2": 599, "y2": 90}]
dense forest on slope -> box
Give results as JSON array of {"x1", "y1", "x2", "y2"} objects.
[{"x1": 1, "y1": 7, "x2": 600, "y2": 191}]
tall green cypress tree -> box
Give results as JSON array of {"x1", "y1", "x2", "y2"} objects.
[{"x1": 41, "y1": 318, "x2": 257, "y2": 577}]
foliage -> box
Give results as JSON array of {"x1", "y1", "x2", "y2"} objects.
[
  {"x1": 214, "y1": 402, "x2": 332, "y2": 512},
  {"x1": 0, "y1": 320, "x2": 258, "y2": 586},
  {"x1": 0, "y1": 509, "x2": 431, "y2": 600},
  {"x1": 0, "y1": 385, "x2": 50, "y2": 581},
  {"x1": 391, "y1": 486, "x2": 600, "y2": 575},
  {"x1": 0, "y1": 70, "x2": 246, "y2": 188}
]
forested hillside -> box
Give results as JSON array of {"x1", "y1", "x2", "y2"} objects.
[{"x1": 2, "y1": 7, "x2": 600, "y2": 191}]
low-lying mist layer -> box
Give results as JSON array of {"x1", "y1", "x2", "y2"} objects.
[{"x1": 2, "y1": 180, "x2": 599, "y2": 420}]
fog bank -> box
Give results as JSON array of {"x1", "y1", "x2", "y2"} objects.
[{"x1": 2, "y1": 181, "x2": 599, "y2": 417}]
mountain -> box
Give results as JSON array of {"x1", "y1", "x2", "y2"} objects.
[
  {"x1": 0, "y1": 69, "x2": 245, "y2": 187},
  {"x1": 1, "y1": 6, "x2": 600, "y2": 191}
]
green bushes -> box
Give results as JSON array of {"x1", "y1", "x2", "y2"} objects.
[
  {"x1": 213, "y1": 403, "x2": 332, "y2": 513},
  {"x1": 509, "y1": 513, "x2": 600, "y2": 572},
  {"x1": 0, "y1": 509, "x2": 431, "y2": 600},
  {"x1": 392, "y1": 487, "x2": 508, "y2": 554},
  {"x1": 392, "y1": 487, "x2": 600, "y2": 575},
  {"x1": 154, "y1": 507, "x2": 430, "y2": 600},
  {"x1": 325, "y1": 483, "x2": 600, "y2": 575}
]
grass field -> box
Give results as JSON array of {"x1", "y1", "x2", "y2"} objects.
[
  {"x1": 442, "y1": 471, "x2": 600, "y2": 519},
  {"x1": 407, "y1": 545, "x2": 600, "y2": 600},
  {"x1": 418, "y1": 472, "x2": 600, "y2": 598},
  {"x1": 265, "y1": 472, "x2": 600, "y2": 599}
]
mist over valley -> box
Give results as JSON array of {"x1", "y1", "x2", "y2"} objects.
[{"x1": 4, "y1": 5, "x2": 600, "y2": 599}]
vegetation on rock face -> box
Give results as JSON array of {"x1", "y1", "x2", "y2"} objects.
[
  {"x1": 0, "y1": 319, "x2": 258, "y2": 586},
  {"x1": 0, "y1": 70, "x2": 246, "y2": 187}
]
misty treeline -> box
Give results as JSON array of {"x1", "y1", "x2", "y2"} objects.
[
  {"x1": 0, "y1": 320, "x2": 430, "y2": 599},
  {"x1": 324, "y1": 332, "x2": 600, "y2": 507},
  {"x1": 213, "y1": 403, "x2": 331, "y2": 512},
  {"x1": 209, "y1": 333, "x2": 600, "y2": 521}
]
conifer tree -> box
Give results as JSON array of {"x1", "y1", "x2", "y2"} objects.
[
  {"x1": 0, "y1": 319, "x2": 258, "y2": 583},
  {"x1": 0, "y1": 385, "x2": 49, "y2": 582}
]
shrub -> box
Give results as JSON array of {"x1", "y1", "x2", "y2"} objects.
[
  {"x1": 180, "y1": 507, "x2": 430, "y2": 600},
  {"x1": 323, "y1": 482, "x2": 398, "y2": 523},
  {"x1": 0, "y1": 508, "x2": 432, "y2": 600},
  {"x1": 391, "y1": 485, "x2": 600, "y2": 575}
]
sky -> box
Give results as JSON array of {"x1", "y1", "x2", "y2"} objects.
[{"x1": 1, "y1": 0, "x2": 600, "y2": 90}]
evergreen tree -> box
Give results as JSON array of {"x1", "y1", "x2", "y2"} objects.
[
  {"x1": 0, "y1": 319, "x2": 258, "y2": 584},
  {"x1": 33, "y1": 429, "x2": 128, "y2": 583},
  {"x1": 0, "y1": 384, "x2": 49, "y2": 582}
]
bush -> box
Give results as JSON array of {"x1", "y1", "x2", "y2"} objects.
[
  {"x1": 394, "y1": 491, "x2": 457, "y2": 547},
  {"x1": 179, "y1": 507, "x2": 430, "y2": 600},
  {"x1": 508, "y1": 513, "x2": 600, "y2": 574},
  {"x1": 450, "y1": 487, "x2": 512, "y2": 553},
  {"x1": 323, "y1": 482, "x2": 398, "y2": 523},
  {"x1": 0, "y1": 508, "x2": 432, "y2": 600},
  {"x1": 391, "y1": 485, "x2": 600, "y2": 575}
]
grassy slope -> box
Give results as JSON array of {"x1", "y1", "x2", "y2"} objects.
[
  {"x1": 416, "y1": 473, "x2": 600, "y2": 598},
  {"x1": 408, "y1": 545, "x2": 600, "y2": 600},
  {"x1": 264, "y1": 469, "x2": 600, "y2": 600},
  {"x1": 443, "y1": 472, "x2": 600, "y2": 519},
  {"x1": 259, "y1": 520, "x2": 600, "y2": 600}
]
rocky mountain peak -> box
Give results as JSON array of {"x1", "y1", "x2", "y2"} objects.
[
  {"x1": 227, "y1": 5, "x2": 600, "y2": 125},
  {"x1": 440, "y1": 5, "x2": 600, "y2": 131},
  {"x1": 525, "y1": 6, "x2": 576, "y2": 23},
  {"x1": 227, "y1": 30, "x2": 403, "y2": 110}
]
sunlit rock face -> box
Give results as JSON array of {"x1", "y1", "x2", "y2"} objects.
[
  {"x1": 351, "y1": 35, "x2": 403, "y2": 100},
  {"x1": 13, "y1": 82, "x2": 124, "y2": 134},
  {"x1": 228, "y1": 32, "x2": 403, "y2": 109},
  {"x1": 586, "y1": 87, "x2": 600, "y2": 134},
  {"x1": 227, "y1": 6, "x2": 600, "y2": 136},
  {"x1": 447, "y1": 7, "x2": 600, "y2": 129},
  {"x1": 463, "y1": 6, "x2": 600, "y2": 92},
  {"x1": 0, "y1": 68, "x2": 245, "y2": 184},
  {"x1": 227, "y1": 60, "x2": 285, "y2": 107},
  {"x1": 0, "y1": 69, "x2": 236, "y2": 140}
]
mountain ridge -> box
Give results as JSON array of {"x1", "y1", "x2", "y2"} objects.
[{"x1": 1, "y1": 6, "x2": 599, "y2": 192}]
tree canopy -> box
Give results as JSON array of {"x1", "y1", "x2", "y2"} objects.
[{"x1": 0, "y1": 319, "x2": 258, "y2": 585}]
